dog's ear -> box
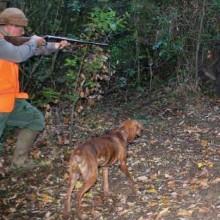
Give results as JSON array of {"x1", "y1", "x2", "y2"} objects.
[
  {"x1": 136, "y1": 121, "x2": 143, "y2": 136},
  {"x1": 119, "y1": 119, "x2": 131, "y2": 128},
  {"x1": 120, "y1": 129, "x2": 129, "y2": 141}
]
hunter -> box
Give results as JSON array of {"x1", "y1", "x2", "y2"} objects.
[{"x1": 0, "y1": 8, "x2": 69, "y2": 169}]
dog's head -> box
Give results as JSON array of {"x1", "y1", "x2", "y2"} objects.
[{"x1": 119, "y1": 119, "x2": 143, "y2": 142}]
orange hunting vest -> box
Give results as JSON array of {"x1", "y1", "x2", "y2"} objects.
[{"x1": 0, "y1": 59, "x2": 28, "y2": 112}]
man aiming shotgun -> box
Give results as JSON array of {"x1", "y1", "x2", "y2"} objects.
[{"x1": 0, "y1": 7, "x2": 70, "y2": 169}]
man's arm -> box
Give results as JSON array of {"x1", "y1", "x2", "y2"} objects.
[
  {"x1": 0, "y1": 36, "x2": 69, "y2": 62},
  {"x1": 33, "y1": 42, "x2": 60, "y2": 56},
  {"x1": 34, "y1": 40, "x2": 70, "y2": 56},
  {"x1": 0, "y1": 38, "x2": 38, "y2": 63}
]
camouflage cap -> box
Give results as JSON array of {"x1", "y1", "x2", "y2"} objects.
[{"x1": 0, "y1": 8, "x2": 28, "y2": 27}]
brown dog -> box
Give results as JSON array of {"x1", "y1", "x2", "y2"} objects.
[{"x1": 63, "y1": 119, "x2": 143, "y2": 218}]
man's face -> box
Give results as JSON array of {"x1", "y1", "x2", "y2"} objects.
[{"x1": 4, "y1": 24, "x2": 24, "y2": 36}]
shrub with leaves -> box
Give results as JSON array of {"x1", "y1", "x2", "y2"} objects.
[
  {"x1": 59, "y1": 7, "x2": 126, "y2": 113},
  {"x1": 62, "y1": 46, "x2": 110, "y2": 113}
]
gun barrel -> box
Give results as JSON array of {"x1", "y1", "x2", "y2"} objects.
[
  {"x1": 4, "y1": 35, "x2": 108, "y2": 47},
  {"x1": 44, "y1": 35, "x2": 108, "y2": 47}
]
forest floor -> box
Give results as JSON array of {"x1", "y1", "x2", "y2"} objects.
[{"x1": 1, "y1": 87, "x2": 220, "y2": 220}]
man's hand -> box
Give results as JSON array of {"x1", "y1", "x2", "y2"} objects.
[
  {"x1": 31, "y1": 35, "x2": 46, "y2": 47},
  {"x1": 55, "y1": 40, "x2": 71, "y2": 49}
]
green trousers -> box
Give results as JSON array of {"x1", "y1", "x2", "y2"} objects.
[{"x1": 0, "y1": 99, "x2": 45, "y2": 140}]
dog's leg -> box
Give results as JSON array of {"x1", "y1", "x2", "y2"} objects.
[
  {"x1": 63, "y1": 170, "x2": 79, "y2": 219},
  {"x1": 76, "y1": 173, "x2": 97, "y2": 215},
  {"x1": 119, "y1": 159, "x2": 136, "y2": 192},
  {"x1": 103, "y1": 167, "x2": 110, "y2": 196}
]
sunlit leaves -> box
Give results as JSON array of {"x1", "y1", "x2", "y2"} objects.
[{"x1": 88, "y1": 8, "x2": 126, "y2": 35}]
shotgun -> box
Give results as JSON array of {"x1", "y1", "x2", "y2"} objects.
[{"x1": 4, "y1": 35, "x2": 108, "y2": 47}]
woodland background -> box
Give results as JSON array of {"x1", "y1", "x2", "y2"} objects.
[{"x1": 2, "y1": 0, "x2": 220, "y2": 111}]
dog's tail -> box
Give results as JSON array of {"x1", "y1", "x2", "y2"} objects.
[{"x1": 63, "y1": 155, "x2": 80, "y2": 218}]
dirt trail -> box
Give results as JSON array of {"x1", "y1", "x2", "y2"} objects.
[{"x1": 1, "y1": 91, "x2": 220, "y2": 220}]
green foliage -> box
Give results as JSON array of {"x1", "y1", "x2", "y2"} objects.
[
  {"x1": 88, "y1": 8, "x2": 126, "y2": 34},
  {"x1": 212, "y1": 0, "x2": 220, "y2": 9},
  {"x1": 9, "y1": 0, "x2": 220, "y2": 103},
  {"x1": 84, "y1": 54, "x2": 107, "y2": 73},
  {"x1": 64, "y1": 57, "x2": 79, "y2": 87},
  {"x1": 62, "y1": 46, "x2": 110, "y2": 111},
  {"x1": 110, "y1": 35, "x2": 135, "y2": 71},
  {"x1": 58, "y1": 7, "x2": 124, "y2": 111},
  {"x1": 41, "y1": 88, "x2": 61, "y2": 104},
  {"x1": 66, "y1": 0, "x2": 82, "y2": 12},
  {"x1": 63, "y1": 93, "x2": 80, "y2": 104},
  {"x1": 63, "y1": 57, "x2": 79, "y2": 104},
  {"x1": 151, "y1": 9, "x2": 184, "y2": 61}
]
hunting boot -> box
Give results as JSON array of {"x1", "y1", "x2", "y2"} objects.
[{"x1": 11, "y1": 128, "x2": 38, "y2": 168}]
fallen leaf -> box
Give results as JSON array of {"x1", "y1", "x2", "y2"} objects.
[
  {"x1": 75, "y1": 181, "x2": 83, "y2": 189},
  {"x1": 197, "y1": 207, "x2": 210, "y2": 214},
  {"x1": 137, "y1": 176, "x2": 148, "y2": 182},
  {"x1": 200, "y1": 139, "x2": 209, "y2": 147},
  {"x1": 155, "y1": 207, "x2": 170, "y2": 220},
  {"x1": 147, "y1": 187, "x2": 157, "y2": 193},
  {"x1": 199, "y1": 178, "x2": 209, "y2": 188},
  {"x1": 38, "y1": 193, "x2": 54, "y2": 204},
  {"x1": 177, "y1": 209, "x2": 193, "y2": 217},
  {"x1": 211, "y1": 177, "x2": 220, "y2": 184}
]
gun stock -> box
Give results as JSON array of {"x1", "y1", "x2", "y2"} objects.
[
  {"x1": 4, "y1": 35, "x2": 108, "y2": 47},
  {"x1": 4, "y1": 36, "x2": 30, "y2": 46}
]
